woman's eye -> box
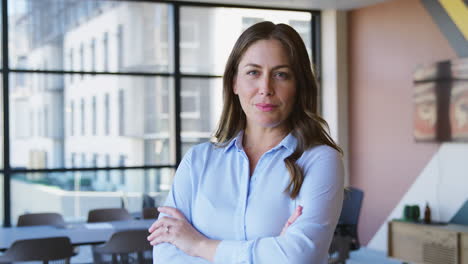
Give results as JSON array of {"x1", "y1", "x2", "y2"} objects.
[
  {"x1": 274, "y1": 72, "x2": 289, "y2": 80},
  {"x1": 247, "y1": 70, "x2": 258, "y2": 76}
]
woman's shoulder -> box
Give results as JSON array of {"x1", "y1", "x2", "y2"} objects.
[
  {"x1": 303, "y1": 144, "x2": 341, "y2": 160},
  {"x1": 299, "y1": 144, "x2": 344, "y2": 183}
]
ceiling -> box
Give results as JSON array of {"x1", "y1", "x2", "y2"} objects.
[{"x1": 178, "y1": 0, "x2": 391, "y2": 10}]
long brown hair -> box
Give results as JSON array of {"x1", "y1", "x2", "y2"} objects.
[{"x1": 213, "y1": 21, "x2": 342, "y2": 199}]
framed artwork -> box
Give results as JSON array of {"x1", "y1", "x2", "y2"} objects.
[{"x1": 414, "y1": 57, "x2": 468, "y2": 142}]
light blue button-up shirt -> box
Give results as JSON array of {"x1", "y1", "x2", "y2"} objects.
[{"x1": 153, "y1": 131, "x2": 344, "y2": 264}]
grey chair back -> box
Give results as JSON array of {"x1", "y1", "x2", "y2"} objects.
[
  {"x1": 94, "y1": 229, "x2": 152, "y2": 264},
  {"x1": 337, "y1": 187, "x2": 364, "y2": 250},
  {"x1": 142, "y1": 194, "x2": 155, "y2": 208},
  {"x1": 329, "y1": 187, "x2": 364, "y2": 264},
  {"x1": 17, "y1": 212, "x2": 66, "y2": 228},
  {"x1": 0, "y1": 236, "x2": 74, "y2": 264},
  {"x1": 87, "y1": 208, "x2": 133, "y2": 223},
  {"x1": 142, "y1": 207, "x2": 159, "y2": 220}
]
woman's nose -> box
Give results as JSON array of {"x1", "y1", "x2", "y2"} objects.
[{"x1": 258, "y1": 77, "x2": 274, "y2": 96}]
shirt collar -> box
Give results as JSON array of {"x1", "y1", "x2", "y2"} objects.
[
  {"x1": 223, "y1": 130, "x2": 297, "y2": 154},
  {"x1": 223, "y1": 131, "x2": 244, "y2": 153},
  {"x1": 271, "y1": 132, "x2": 297, "y2": 154}
]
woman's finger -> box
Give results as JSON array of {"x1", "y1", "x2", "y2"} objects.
[
  {"x1": 147, "y1": 225, "x2": 167, "y2": 243},
  {"x1": 288, "y1": 205, "x2": 303, "y2": 224},
  {"x1": 148, "y1": 216, "x2": 173, "y2": 233},
  {"x1": 148, "y1": 227, "x2": 171, "y2": 245},
  {"x1": 280, "y1": 205, "x2": 303, "y2": 236}
]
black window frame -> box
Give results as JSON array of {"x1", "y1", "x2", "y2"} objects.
[{"x1": 1, "y1": 0, "x2": 320, "y2": 227}]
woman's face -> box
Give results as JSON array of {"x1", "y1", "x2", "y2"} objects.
[{"x1": 234, "y1": 39, "x2": 296, "y2": 130}]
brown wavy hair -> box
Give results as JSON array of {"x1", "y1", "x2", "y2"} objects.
[{"x1": 213, "y1": 21, "x2": 342, "y2": 199}]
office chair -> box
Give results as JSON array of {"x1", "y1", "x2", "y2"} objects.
[
  {"x1": 87, "y1": 208, "x2": 136, "y2": 263},
  {"x1": 0, "y1": 236, "x2": 74, "y2": 264},
  {"x1": 17, "y1": 212, "x2": 67, "y2": 228},
  {"x1": 93, "y1": 229, "x2": 153, "y2": 264},
  {"x1": 17, "y1": 212, "x2": 81, "y2": 256},
  {"x1": 329, "y1": 187, "x2": 364, "y2": 264},
  {"x1": 87, "y1": 208, "x2": 133, "y2": 223},
  {"x1": 142, "y1": 207, "x2": 159, "y2": 220},
  {"x1": 142, "y1": 194, "x2": 155, "y2": 209}
]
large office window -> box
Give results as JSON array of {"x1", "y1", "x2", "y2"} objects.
[{"x1": 3, "y1": 0, "x2": 318, "y2": 225}]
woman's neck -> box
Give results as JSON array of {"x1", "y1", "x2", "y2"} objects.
[{"x1": 242, "y1": 125, "x2": 289, "y2": 153}]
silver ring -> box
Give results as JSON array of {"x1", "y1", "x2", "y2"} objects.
[{"x1": 165, "y1": 226, "x2": 170, "y2": 233}]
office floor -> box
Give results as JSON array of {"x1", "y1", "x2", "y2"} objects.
[
  {"x1": 347, "y1": 247, "x2": 403, "y2": 264},
  {"x1": 71, "y1": 245, "x2": 152, "y2": 263},
  {"x1": 69, "y1": 246, "x2": 403, "y2": 264}
]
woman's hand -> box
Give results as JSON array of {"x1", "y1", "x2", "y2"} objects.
[
  {"x1": 147, "y1": 206, "x2": 220, "y2": 261},
  {"x1": 280, "y1": 205, "x2": 303, "y2": 235}
]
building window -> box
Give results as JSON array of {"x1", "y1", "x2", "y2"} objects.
[
  {"x1": 70, "y1": 101, "x2": 75, "y2": 136},
  {"x1": 44, "y1": 105, "x2": 49, "y2": 137},
  {"x1": 118, "y1": 89, "x2": 124, "y2": 135},
  {"x1": 79, "y1": 43, "x2": 84, "y2": 78},
  {"x1": 29, "y1": 110, "x2": 34, "y2": 137},
  {"x1": 117, "y1": 24, "x2": 123, "y2": 70},
  {"x1": 90, "y1": 38, "x2": 96, "y2": 72},
  {"x1": 159, "y1": 80, "x2": 169, "y2": 117},
  {"x1": 92, "y1": 96, "x2": 97, "y2": 135},
  {"x1": 181, "y1": 87, "x2": 200, "y2": 119},
  {"x1": 80, "y1": 98, "x2": 85, "y2": 135},
  {"x1": 38, "y1": 109, "x2": 42, "y2": 137},
  {"x1": 92, "y1": 153, "x2": 98, "y2": 179},
  {"x1": 180, "y1": 21, "x2": 199, "y2": 49},
  {"x1": 69, "y1": 48, "x2": 73, "y2": 83},
  {"x1": 119, "y1": 155, "x2": 126, "y2": 185},
  {"x1": 105, "y1": 154, "x2": 111, "y2": 182},
  {"x1": 81, "y1": 153, "x2": 86, "y2": 167},
  {"x1": 144, "y1": 83, "x2": 157, "y2": 134},
  {"x1": 71, "y1": 152, "x2": 76, "y2": 168},
  {"x1": 104, "y1": 93, "x2": 110, "y2": 135},
  {"x1": 103, "y1": 31, "x2": 109, "y2": 71}
]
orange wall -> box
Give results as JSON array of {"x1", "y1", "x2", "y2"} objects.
[{"x1": 348, "y1": 0, "x2": 457, "y2": 244}]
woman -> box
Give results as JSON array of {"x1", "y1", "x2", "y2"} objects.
[{"x1": 148, "y1": 21, "x2": 344, "y2": 264}]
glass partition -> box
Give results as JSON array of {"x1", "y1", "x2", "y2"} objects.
[{"x1": 10, "y1": 168, "x2": 173, "y2": 224}]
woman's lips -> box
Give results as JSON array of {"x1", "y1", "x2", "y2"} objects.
[{"x1": 255, "y1": 103, "x2": 278, "y2": 112}]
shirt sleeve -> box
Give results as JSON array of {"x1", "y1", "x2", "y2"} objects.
[
  {"x1": 213, "y1": 148, "x2": 344, "y2": 264},
  {"x1": 153, "y1": 147, "x2": 212, "y2": 264}
]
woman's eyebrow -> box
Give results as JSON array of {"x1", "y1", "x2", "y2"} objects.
[{"x1": 243, "y1": 63, "x2": 291, "y2": 70}]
